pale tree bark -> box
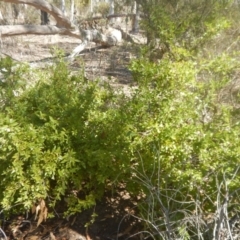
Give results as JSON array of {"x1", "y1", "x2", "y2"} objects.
[
  {"x1": 0, "y1": 10, "x2": 3, "y2": 21},
  {"x1": 0, "y1": 25, "x2": 79, "y2": 37},
  {"x1": 131, "y1": 1, "x2": 139, "y2": 33},
  {"x1": 108, "y1": 0, "x2": 114, "y2": 24},
  {"x1": 109, "y1": 0, "x2": 114, "y2": 15},
  {"x1": 90, "y1": 0, "x2": 94, "y2": 13},
  {"x1": 0, "y1": 0, "x2": 122, "y2": 58},
  {"x1": 69, "y1": 27, "x2": 122, "y2": 58},
  {"x1": 61, "y1": 0, "x2": 65, "y2": 16},
  {"x1": 2, "y1": 0, "x2": 72, "y2": 28},
  {"x1": 70, "y1": 0, "x2": 75, "y2": 23}
]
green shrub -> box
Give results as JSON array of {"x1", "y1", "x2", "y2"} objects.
[
  {"x1": 125, "y1": 1, "x2": 240, "y2": 237},
  {"x1": 0, "y1": 58, "x2": 131, "y2": 216},
  {"x1": 125, "y1": 51, "x2": 240, "y2": 238},
  {"x1": 0, "y1": 5, "x2": 240, "y2": 239}
]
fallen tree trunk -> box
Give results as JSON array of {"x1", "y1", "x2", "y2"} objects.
[
  {"x1": 0, "y1": 0, "x2": 122, "y2": 58},
  {"x1": 0, "y1": 25, "x2": 80, "y2": 38}
]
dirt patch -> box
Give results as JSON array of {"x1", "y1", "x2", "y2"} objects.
[
  {"x1": 2, "y1": 190, "x2": 144, "y2": 240},
  {"x1": 0, "y1": 34, "x2": 142, "y2": 86}
]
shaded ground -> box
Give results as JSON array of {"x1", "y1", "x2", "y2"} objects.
[
  {"x1": 2, "y1": 189, "x2": 143, "y2": 240},
  {"x1": 0, "y1": 34, "x2": 145, "y2": 240}
]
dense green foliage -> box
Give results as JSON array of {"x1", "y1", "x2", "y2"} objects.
[
  {"x1": 0, "y1": 57, "x2": 132, "y2": 215},
  {"x1": 1, "y1": 0, "x2": 240, "y2": 239},
  {"x1": 131, "y1": 1, "x2": 240, "y2": 238}
]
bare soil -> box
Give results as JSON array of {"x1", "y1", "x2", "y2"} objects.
[
  {"x1": 0, "y1": 34, "x2": 145, "y2": 240},
  {"x1": 2, "y1": 190, "x2": 143, "y2": 240},
  {"x1": 0, "y1": 34, "x2": 141, "y2": 82}
]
